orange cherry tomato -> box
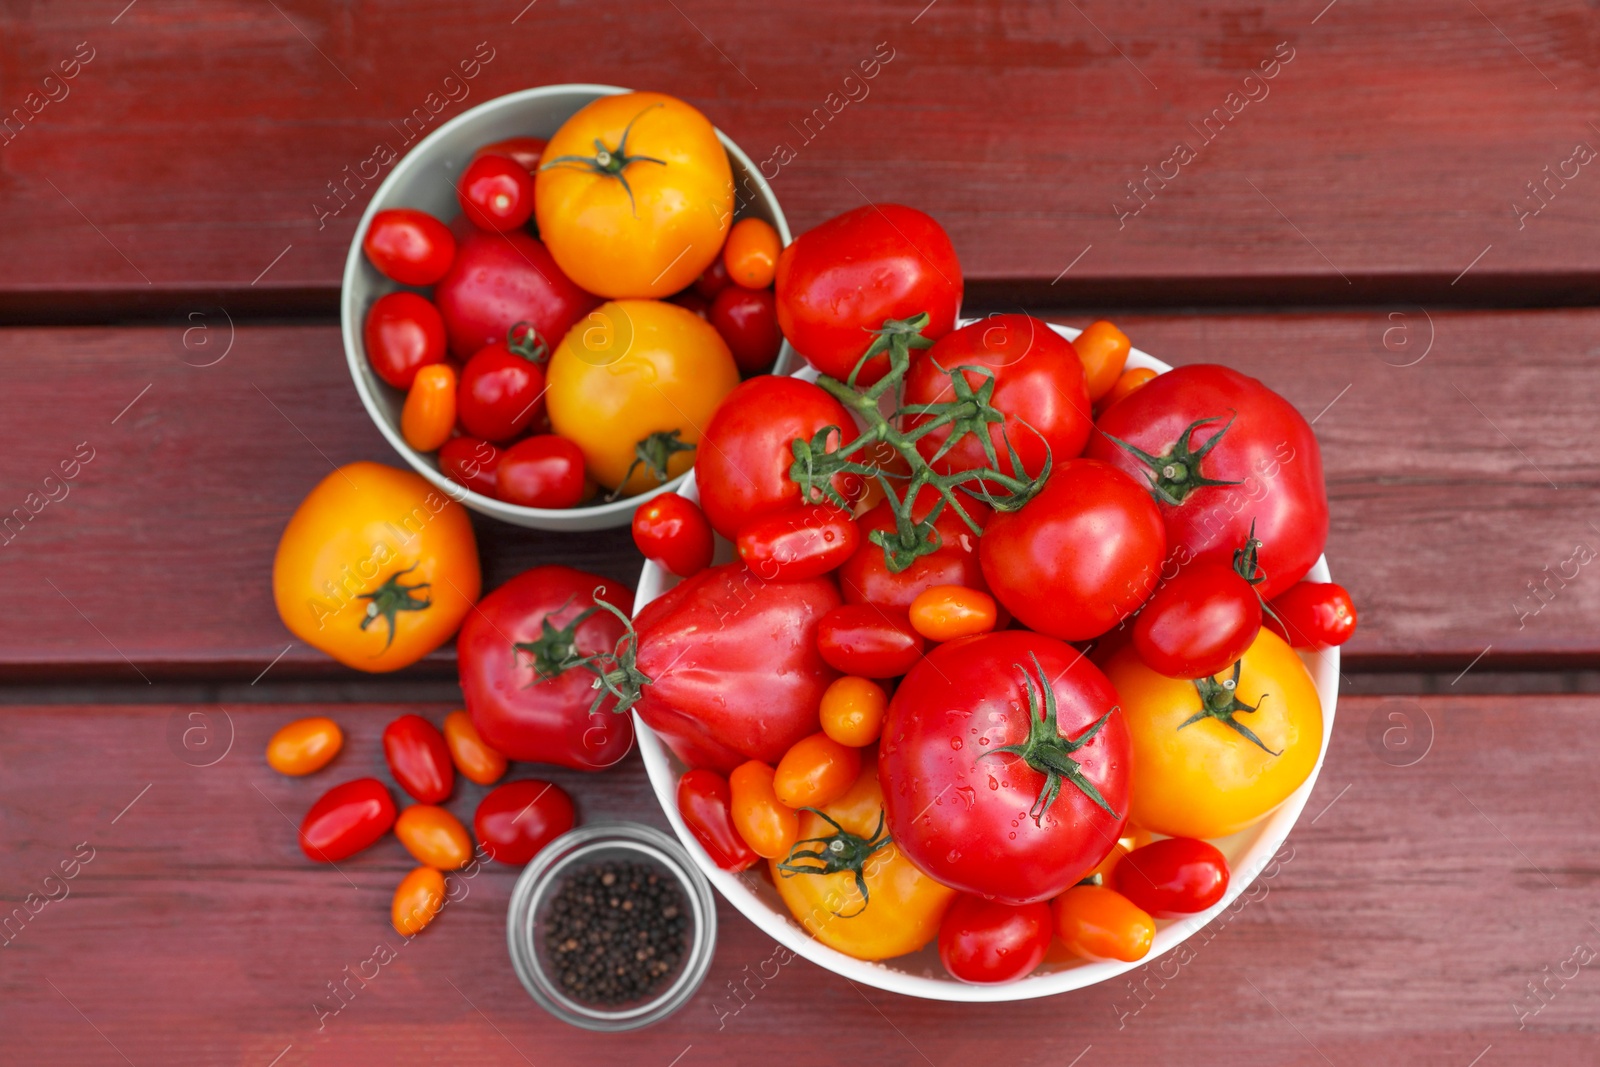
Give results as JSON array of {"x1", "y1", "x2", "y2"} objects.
[
  {"x1": 1099, "y1": 366, "x2": 1157, "y2": 412},
  {"x1": 442, "y1": 710, "x2": 506, "y2": 786},
  {"x1": 1052, "y1": 885, "x2": 1155, "y2": 962},
  {"x1": 1086, "y1": 826, "x2": 1155, "y2": 883},
  {"x1": 392, "y1": 866, "x2": 447, "y2": 936},
  {"x1": 908, "y1": 585, "x2": 998, "y2": 642},
  {"x1": 401, "y1": 363, "x2": 457, "y2": 452},
  {"x1": 773, "y1": 732, "x2": 861, "y2": 809},
  {"x1": 394, "y1": 804, "x2": 474, "y2": 870},
  {"x1": 818, "y1": 676, "x2": 887, "y2": 747},
  {"x1": 728, "y1": 760, "x2": 798, "y2": 859},
  {"x1": 723, "y1": 217, "x2": 781, "y2": 289},
  {"x1": 265, "y1": 716, "x2": 343, "y2": 776},
  {"x1": 1074, "y1": 320, "x2": 1131, "y2": 401}
]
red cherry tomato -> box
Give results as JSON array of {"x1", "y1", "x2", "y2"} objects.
[
  {"x1": 938, "y1": 895, "x2": 1053, "y2": 984},
  {"x1": 363, "y1": 208, "x2": 456, "y2": 287},
  {"x1": 458, "y1": 153, "x2": 536, "y2": 232},
  {"x1": 496, "y1": 435, "x2": 587, "y2": 509},
  {"x1": 434, "y1": 229, "x2": 599, "y2": 360},
  {"x1": 816, "y1": 604, "x2": 925, "y2": 678},
  {"x1": 633, "y1": 492, "x2": 714, "y2": 579},
  {"x1": 677, "y1": 769, "x2": 759, "y2": 872},
  {"x1": 299, "y1": 778, "x2": 396, "y2": 862},
  {"x1": 472, "y1": 136, "x2": 546, "y2": 175},
  {"x1": 457, "y1": 326, "x2": 549, "y2": 443},
  {"x1": 473, "y1": 779, "x2": 575, "y2": 865},
  {"x1": 694, "y1": 255, "x2": 732, "y2": 300},
  {"x1": 1113, "y1": 837, "x2": 1230, "y2": 918},
  {"x1": 438, "y1": 437, "x2": 505, "y2": 498},
  {"x1": 364, "y1": 292, "x2": 447, "y2": 390},
  {"x1": 736, "y1": 505, "x2": 858, "y2": 582},
  {"x1": 709, "y1": 286, "x2": 782, "y2": 375},
  {"x1": 382, "y1": 714, "x2": 454, "y2": 804},
  {"x1": 1132, "y1": 561, "x2": 1262, "y2": 678},
  {"x1": 1266, "y1": 581, "x2": 1357, "y2": 650},
  {"x1": 840, "y1": 487, "x2": 991, "y2": 612}
]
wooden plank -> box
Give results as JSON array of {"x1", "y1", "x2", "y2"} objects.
[
  {"x1": 1, "y1": 2, "x2": 1598, "y2": 312},
  {"x1": 0, "y1": 695, "x2": 1595, "y2": 1064}
]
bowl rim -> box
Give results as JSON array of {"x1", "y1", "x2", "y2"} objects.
[{"x1": 632, "y1": 323, "x2": 1341, "y2": 1001}]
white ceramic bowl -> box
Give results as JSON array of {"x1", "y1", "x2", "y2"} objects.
[
  {"x1": 634, "y1": 323, "x2": 1340, "y2": 1001},
  {"x1": 341, "y1": 84, "x2": 795, "y2": 531}
]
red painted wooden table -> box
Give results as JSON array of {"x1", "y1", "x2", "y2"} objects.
[{"x1": 3, "y1": 3, "x2": 1598, "y2": 1064}]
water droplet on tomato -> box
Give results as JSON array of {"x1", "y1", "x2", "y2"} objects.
[
  {"x1": 955, "y1": 785, "x2": 975, "y2": 810},
  {"x1": 950, "y1": 737, "x2": 963, "y2": 750},
  {"x1": 1007, "y1": 831, "x2": 1016, "y2": 839},
  {"x1": 987, "y1": 775, "x2": 999, "y2": 790}
]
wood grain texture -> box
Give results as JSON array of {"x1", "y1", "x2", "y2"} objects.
[{"x1": 1, "y1": 1, "x2": 1598, "y2": 311}]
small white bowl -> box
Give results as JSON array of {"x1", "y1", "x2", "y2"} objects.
[
  {"x1": 633, "y1": 324, "x2": 1340, "y2": 1001},
  {"x1": 341, "y1": 84, "x2": 795, "y2": 532}
]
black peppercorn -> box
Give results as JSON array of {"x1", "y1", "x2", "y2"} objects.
[{"x1": 544, "y1": 860, "x2": 688, "y2": 1006}]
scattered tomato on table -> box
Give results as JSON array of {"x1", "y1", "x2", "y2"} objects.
[
  {"x1": 299, "y1": 778, "x2": 396, "y2": 862},
  {"x1": 265, "y1": 716, "x2": 343, "y2": 777},
  {"x1": 382, "y1": 714, "x2": 454, "y2": 803},
  {"x1": 475, "y1": 779, "x2": 575, "y2": 865}
]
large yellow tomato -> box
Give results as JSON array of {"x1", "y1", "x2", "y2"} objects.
[
  {"x1": 546, "y1": 299, "x2": 739, "y2": 496},
  {"x1": 770, "y1": 760, "x2": 957, "y2": 961},
  {"x1": 273, "y1": 462, "x2": 480, "y2": 672},
  {"x1": 1104, "y1": 629, "x2": 1323, "y2": 839},
  {"x1": 536, "y1": 91, "x2": 733, "y2": 298}
]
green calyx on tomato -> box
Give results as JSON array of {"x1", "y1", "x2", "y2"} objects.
[
  {"x1": 538, "y1": 103, "x2": 665, "y2": 216},
  {"x1": 1102, "y1": 413, "x2": 1243, "y2": 506},
  {"x1": 1181, "y1": 660, "x2": 1281, "y2": 756},
  {"x1": 776, "y1": 806, "x2": 893, "y2": 918},
  {"x1": 506, "y1": 320, "x2": 550, "y2": 363},
  {"x1": 789, "y1": 312, "x2": 1050, "y2": 574},
  {"x1": 1232, "y1": 519, "x2": 1285, "y2": 631},
  {"x1": 512, "y1": 599, "x2": 597, "y2": 680},
  {"x1": 358, "y1": 564, "x2": 433, "y2": 651},
  {"x1": 514, "y1": 596, "x2": 653, "y2": 714},
  {"x1": 983, "y1": 653, "x2": 1118, "y2": 824},
  {"x1": 606, "y1": 428, "x2": 696, "y2": 502}
]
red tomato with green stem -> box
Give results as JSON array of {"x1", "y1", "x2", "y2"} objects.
[
  {"x1": 434, "y1": 229, "x2": 598, "y2": 360},
  {"x1": 939, "y1": 896, "x2": 1054, "y2": 984},
  {"x1": 438, "y1": 437, "x2": 504, "y2": 498},
  {"x1": 816, "y1": 604, "x2": 925, "y2": 678},
  {"x1": 382, "y1": 715, "x2": 454, "y2": 803},
  {"x1": 1113, "y1": 837, "x2": 1229, "y2": 917},
  {"x1": 1132, "y1": 559, "x2": 1262, "y2": 679},
  {"x1": 364, "y1": 292, "x2": 447, "y2": 389},
  {"x1": 736, "y1": 505, "x2": 858, "y2": 582},
  {"x1": 710, "y1": 286, "x2": 782, "y2": 375},
  {"x1": 677, "y1": 769, "x2": 759, "y2": 872},
  {"x1": 1266, "y1": 581, "x2": 1357, "y2": 649},
  {"x1": 632, "y1": 493, "x2": 714, "y2": 579},
  {"x1": 838, "y1": 487, "x2": 991, "y2": 612},
  {"x1": 474, "y1": 779, "x2": 575, "y2": 865},
  {"x1": 299, "y1": 778, "x2": 396, "y2": 862},
  {"x1": 458, "y1": 153, "x2": 536, "y2": 232},
  {"x1": 457, "y1": 322, "x2": 549, "y2": 442},
  {"x1": 496, "y1": 435, "x2": 586, "y2": 509},
  {"x1": 363, "y1": 209, "x2": 456, "y2": 287}
]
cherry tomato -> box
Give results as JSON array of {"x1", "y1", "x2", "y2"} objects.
[
  {"x1": 633, "y1": 492, "x2": 714, "y2": 579},
  {"x1": 939, "y1": 896, "x2": 1053, "y2": 984},
  {"x1": 816, "y1": 604, "x2": 925, "y2": 678},
  {"x1": 442, "y1": 710, "x2": 506, "y2": 786},
  {"x1": 364, "y1": 292, "x2": 447, "y2": 390},
  {"x1": 736, "y1": 506, "x2": 858, "y2": 582},
  {"x1": 1133, "y1": 561, "x2": 1262, "y2": 679},
  {"x1": 1100, "y1": 366, "x2": 1157, "y2": 411},
  {"x1": 473, "y1": 779, "x2": 576, "y2": 865},
  {"x1": 1053, "y1": 885, "x2": 1155, "y2": 962},
  {"x1": 457, "y1": 325, "x2": 548, "y2": 442},
  {"x1": 459, "y1": 152, "x2": 536, "y2": 232},
  {"x1": 773, "y1": 732, "x2": 861, "y2": 809},
  {"x1": 401, "y1": 363, "x2": 457, "y2": 453},
  {"x1": 709, "y1": 285, "x2": 782, "y2": 375},
  {"x1": 1266, "y1": 581, "x2": 1358, "y2": 650},
  {"x1": 434, "y1": 229, "x2": 599, "y2": 360},
  {"x1": 265, "y1": 716, "x2": 343, "y2": 776},
  {"x1": 495, "y1": 435, "x2": 586, "y2": 509},
  {"x1": 693, "y1": 255, "x2": 732, "y2": 300},
  {"x1": 1074, "y1": 320, "x2": 1131, "y2": 401},
  {"x1": 1114, "y1": 837, "x2": 1229, "y2": 918},
  {"x1": 728, "y1": 760, "x2": 798, "y2": 859},
  {"x1": 394, "y1": 804, "x2": 474, "y2": 870},
  {"x1": 472, "y1": 136, "x2": 546, "y2": 175},
  {"x1": 392, "y1": 866, "x2": 446, "y2": 936},
  {"x1": 677, "y1": 769, "x2": 759, "y2": 873},
  {"x1": 299, "y1": 778, "x2": 396, "y2": 862},
  {"x1": 438, "y1": 437, "x2": 504, "y2": 498},
  {"x1": 723, "y1": 217, "x2": 781, "y2": 288},
  {"x1": 840, "y1": 487, "x2": 992, "y2": 612},
  {"x1": 363, "y1": 208, "x2": 456, "y2": 287},
  {"x1": 382, "y1": 714, "x2": 454, "y2": 804},
  {"x1": 819, "y1": 676, "x2": 887, "y2": 747},
  {"x1": 909, "y1": 585, "x2": 998, "y2": 642}
]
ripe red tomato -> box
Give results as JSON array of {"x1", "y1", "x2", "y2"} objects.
[
  {"x1": 472, "y1": 136, "x2": 546, "y2": 175},
  {"x1": 299, "y1": 778, "x2": 396, "y2": 862},
  {"x1": 695, "y1": 376, "x2": 860, "y2": 540},
  {"x1": 839, "y1": 487, "x2": 991, "y2": 612},
  {"x1": 980, "y1": 459, "x2": 1166, "y2": 641},
  {"x1": 736, "y1": 505, "x2": 858, "y2": 582},
  {"x1": 458, "y1": 153, "x2": 536, "y2": 232},
  {"x1": 438, "y1": 436, "x2": 504, "y2": 498},
  {"x1": 677, "y1": 769, "x2": 759, "y2": 872},
  {"x1": 434, "y1": 229, "x2": 599, "y2": 360},
  {"x1": 364, "y1": 292, "x2": 447, "y2": 389},
  {"x1": 382, "y1": 714, "x2": 454, "y2": 803},
  {"x1": 1085, "y1": 364, "x2": 1328, "y2": 600},
  {"x1": 938, "y1": 896, "x2": 1053, "y2": 984},
  {"x1": 904, "y1": 315, "x2": 1091, "y2": 484},
  {"x1": 1132, "y1": 560, "x2": 1262, "y2": 678},
  {"x1": 1266, "y1": 581, "x2": 1357, "y2": 649},
  {"x1": 458, "y1": 566, "x2": 636, "y2": 769},
  {"x1": 633, "y1": 493, "x2": 714, "y2": 579},
  {"x1": 457, "y1": 328, "x2": 548, "y2": 442},
  {"x1": 496, "y1": 435, "x2": 586, "y2": 509},
  {"x1": 474, "y1": 779, "x2": 575, "y2": 865},
  {"x1": 816, "y1": 604, "x2": 924, "y2": 678},
  {"x1": 1113, "y1": 837, "x2": 1229, "y2": 917},
  {"x1": 709, "y1": 286, "x2": 782, "y2": 375},
  {"x1": 880, "y1": 630, "x2": 1130, "y2": 905},
  {"x1": 775, "y1": 204, "x2": 962, "y2": 385},
  {"x1": 363, "y1": 208, "x2": 456, "y2": 287}
]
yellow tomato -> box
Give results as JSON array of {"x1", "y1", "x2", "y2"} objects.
[
  {"x1": 400, "y1": 363, "x2": 456, "y2": 453},
  {"x1": 536, "y1": 91, "x2": 732, "y2": 298},
  {"x1": 392, "y1": 866, "x2": 446, "y2": 936},
  {"x1": 818, "y1": 676, "x2": 887, "y2": 747},
  {"x1": 394, "y1": 804, "x2": 474, "y2": 870},
  {"x1": 1104, "y1": 629, "x2": 1323, "y2": 839},
  {"x1": 272, "y1": 462, "x2": 480, "y2": 673},
  {"x1": 265, "y1": 716, "x2": 343, "y2": 776},
  {"x1": 771, "y1": 761, "x2": 957, "y2": 961},
  {"x1": 546, "y1": 300, "x2": 738, "y2": 496}
]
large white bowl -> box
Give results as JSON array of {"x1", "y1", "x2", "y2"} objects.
[
  {"x1": 634, "y1": 323, "x2": 1340, "y2": 1001},
  {"x1": 341, "y1": 84, "x2": 796, "y2": 531}
]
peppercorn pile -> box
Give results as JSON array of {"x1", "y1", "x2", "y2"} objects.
[{"x1": 544, "y1": 860, "x2": 688, "y2": 1006}]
